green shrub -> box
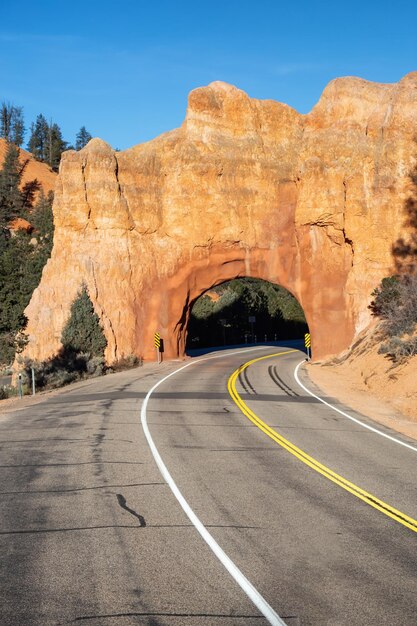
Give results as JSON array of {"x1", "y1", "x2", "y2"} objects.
[
  {"x1": 369, "y1": 276, "x2": 401, "y2": 319},
  {"x1": 378, "y1": 336, "x2": 417, "y2": 360},
  {"x1": 85, "y1": 355, "x2": 106, "y2": 377},
  {"x1": 110, "y1": 354, "x2": 143, "y2": 372},
  {"x1": 13, "y1": 288, "x2": 141, "y2": 393},
  {"x1": 20, "y1": 352, "x2": 140, "y2": 393},
  {"x1": 371, "y1": 272, "x2": 417, "y2": 361},
  {"x1": 0, "y1": 385, "x2": 16, "y2": 400}
]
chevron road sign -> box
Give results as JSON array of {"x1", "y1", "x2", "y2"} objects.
[
  {"x1": 304, "y1": 333, "x2": 311, "y2": 359},
  {"x1": 154, "y1": 332, "x2": 162, "y2": 363}
]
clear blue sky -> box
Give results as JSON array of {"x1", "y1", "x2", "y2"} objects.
[{"x1": 1, "y1": 0, "x2": 416, "y2": 151}]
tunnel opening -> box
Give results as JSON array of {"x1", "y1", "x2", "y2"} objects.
[{"x1": 185, "y1": 277, "x2": 308, "y2": 354}]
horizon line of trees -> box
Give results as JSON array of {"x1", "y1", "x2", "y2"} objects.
[{"x1": 1, "y1": 101, "x2": 92, "y2": 171}]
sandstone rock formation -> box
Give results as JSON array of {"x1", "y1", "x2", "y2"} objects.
[{"x1": 22, "y1": 73, "x2": 417, "y2": 363}]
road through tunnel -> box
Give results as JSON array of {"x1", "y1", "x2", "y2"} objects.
[{"x1": 184, "y1": 277, "x2": 308, "y2": 353}]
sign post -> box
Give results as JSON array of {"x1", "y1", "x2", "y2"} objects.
[
  {"x1": 248, "y1": 316, "x2": 256, "y2": 342},
  {"x1": 304, "y1": 333, "x2": 311, "y2": 360},
  {"x1": 154, "y1": 332, "x2": 161, "y2": 364}
]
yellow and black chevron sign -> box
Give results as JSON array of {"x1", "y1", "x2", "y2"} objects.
[
  {"x1": 154, "y1": 332, "x2": 161, "y2": 349},
  {"x1": 304, "y1": 333, "x2": 311, "y2": 348}
]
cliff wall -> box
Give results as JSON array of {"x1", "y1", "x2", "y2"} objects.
[{"x1": 23, "y1": 73, "x2": 417, "y2": 362}]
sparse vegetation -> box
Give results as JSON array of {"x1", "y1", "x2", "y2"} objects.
[
  {"x1": 0, "y1": 385, "x2": 16, "y2": 400},
  {"x1": 17, "y1": 289, "x2": 142, "y2": 394},
  {"x1": 370, "y1": 273, "x2": 417, "y2": 361},
  {"x1": 21, "y1": 352, "x2": 105, "y2": 391},
  {"x1": 108, "y1": 354, "x2": 143, "y2": 372},
  {"x1": 21, "y1": 285, "x2": 108, "y2": 390},
  {"x1": 370, "y1": 153, "x2": 417, "y2": 362}
]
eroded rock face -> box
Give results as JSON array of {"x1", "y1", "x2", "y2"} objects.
[{"x1": 23, "y1": 73, "x2": 417, "y2": 362}]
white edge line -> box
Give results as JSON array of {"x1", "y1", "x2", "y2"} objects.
[
  {"x1": 294, "y1": 361, "x2": 417, "y2": 453},
  {"x1": 140, "y1": 346, "x2": 287, "y2": 626}
]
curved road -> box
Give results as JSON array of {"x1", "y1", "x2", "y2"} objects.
[{"x1": 1, "y1": 345, "x2": 416, "y2": 625}]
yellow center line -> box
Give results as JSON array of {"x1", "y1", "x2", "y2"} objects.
[{"x1": 227, "y1": 351, "x2": 417, "y2": 533}]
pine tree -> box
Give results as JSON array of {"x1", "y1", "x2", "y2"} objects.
[
  {"x1": 0, "y1": 103, "x2": 14, "y2": 142},
  {"x1": 0, "y1": 143, "x2": 25, "y2": 225},
  {"x1": 32, "y1": 190, "x2": 54, "y2": 238},
  {"x1": 21, "y1": 179, "x2": 41, "y2": 214},
  {"x1": 0, "y1": 103, "x2": 25, "y2": 147},
  {"x1": 27, "y1": 114, "x2": 49, "y2": 161},
  {"x1": 46, "y1": 122, "x2": 67, "y2": 170},
  {"x1": 31, "y1": 190, "x2": 54, "y2": 267},
  {"x1": 11, "y1": 106, "x2": 25, "y2": 147},
  {"x1": 61, "y1": 286, "x2": 107, "y2": 357},
  {"x1": 75, "y1": 126, "x2": 92, "y2": 150}
]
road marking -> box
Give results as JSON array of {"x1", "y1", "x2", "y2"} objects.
[
  {"x1": 228, "y1": 352, "x2": 417, "y2": 534},
  {"x1": 293, "y1": 361, "x2": 417, "y2": 453},
  {"x1": 141, "y1": 346, "x2": 287, "y2": 626}
]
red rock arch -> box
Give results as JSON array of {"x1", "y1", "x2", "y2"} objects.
[
  {"x1": 145, "y1": 244, "x2": 352, "y2": 361},
  {"x1": 22, "y1": 74, "x2": 417, "y2": 363}
]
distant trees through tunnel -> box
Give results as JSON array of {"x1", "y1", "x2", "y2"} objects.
[{"x1": 185, "y1": 278, "x2": 308, "y2": 351}]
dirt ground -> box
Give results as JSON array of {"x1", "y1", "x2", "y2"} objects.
[{"x1": 306, "y1": 333, "x2": 417, "y2": 442}]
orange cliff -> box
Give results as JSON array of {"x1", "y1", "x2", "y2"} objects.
[{"x1": 21, "y1": 73, "x2": 417, "y2": 364}]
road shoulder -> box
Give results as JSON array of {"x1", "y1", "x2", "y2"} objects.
[
  {"x1": 304, "y1": 359, "x2": 417, "y2": 443},
  {"x1": 0, "y1": 360, "x2": 180, "y2": 420}
]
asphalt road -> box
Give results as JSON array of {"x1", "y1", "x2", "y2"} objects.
[{"x1": 1, "y1": 345, "x2": 416, "y2": 625}]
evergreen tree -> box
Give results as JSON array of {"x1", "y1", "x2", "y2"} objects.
[
  {"x1": 21, "y1": 179, "x2": 41, "y2": 214},
  {"x1": 31, "y1": 190, "x2": 54, "y2": 264},
  {"x1": 28, "y1": 116, "x2": 67, "y2": 170},
  {"x1": 0, "y1": 103, "x2": 25, "y2": 146},
  {"x1": 0, "y1": 145, "x2": 54, "y2": 364},
  {"x1": 75, "y1": 126, "x2": 92, "y2": 150},
  {"x1": 0, "y1": 143, "x2": 25, "y2": 225},
  {"x1": 11, "y1": 106, "x2": 25, "y2": 147},
  {"x1": 28, "y1": 114, "x2": 49, "y2": 161},
  {"x1": 61, "y1": 286, "x2": 107, "y2": 357},
  {"x1": 0, "y1": 103, "x2": 14, "y2": 142},
  {"x1": 32, "y1": 190, "x2": 54, "y2": 238},
  {"x1": 47, "y1": 122, "x2": 67, "y2": 170}
]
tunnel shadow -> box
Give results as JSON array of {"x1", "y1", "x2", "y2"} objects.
[{"x1": 184, "y1": 277, "x2": 308, "y2": 357}]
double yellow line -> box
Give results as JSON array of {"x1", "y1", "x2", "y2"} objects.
[{"x1": 227, "y1": 351, "x2": 417, "y2": 533}]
